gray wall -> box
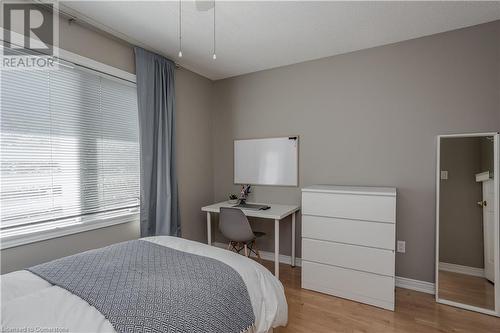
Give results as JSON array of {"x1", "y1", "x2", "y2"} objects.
[
  {"x1": 1, "y1": 16, "x2": 214, "y2": 273},
  {"x1": 2, "y1": 14, "x2": 499, "y2": 283},
  {"x1": 176, "y1": 70, "x2": 215, "y2": 243},
  {"x1": 59, "y1": 18, "x2": 135, "y2": 74},
  {"x1": 439, "y1": 137, "x2": 484, "y2": 268},
  {"x1": 211, "y1": 21, "x2": 500, "y2": 283}
]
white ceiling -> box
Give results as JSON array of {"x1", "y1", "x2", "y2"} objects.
[{"x1": 61, "y1": 1, "x2": 500, "y2": 80}]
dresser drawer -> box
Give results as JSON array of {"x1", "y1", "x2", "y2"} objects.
[
  {"x1": 302, "y1": 215, "x2": 395, "y2": 250},
  {"x1": 302, "y1": 260, "x2": 395, "y2": 310},
  {"x1": 302, "y1": 192, "x2": 396, "y2": 223},
  {"x1": 302, "y1": 238, "x2": 394, "y2": 276}
]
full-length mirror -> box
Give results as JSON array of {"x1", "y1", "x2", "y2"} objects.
[{"x1": 436, "y1": 133, "x2": 499, "y2": 315}]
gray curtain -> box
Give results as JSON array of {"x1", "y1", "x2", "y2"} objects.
[{"x1": 134, "y1": 47, "x2": 180, "y2": 237}]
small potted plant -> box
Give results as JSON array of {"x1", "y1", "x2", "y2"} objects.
[{"x1": 228, "y1": 194, "x2": 239, "y2": 204}]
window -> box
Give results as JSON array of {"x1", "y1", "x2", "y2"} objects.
[{"x1": 1, "y1": 62, "x2": 139, "y2": 242}]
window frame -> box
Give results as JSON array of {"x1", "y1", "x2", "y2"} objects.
[{"x1": 0, "y1": 46, "x2": 139, "y2": 250}]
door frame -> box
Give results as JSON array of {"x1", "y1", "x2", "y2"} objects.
[
  {"x1": 435, "y1": 132, "x2": 499, "y2": 317},
  {"x1": 482, "y1": 179, "x2": 495, "y2": 283}
]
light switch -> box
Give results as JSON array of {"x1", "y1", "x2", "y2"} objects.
[{"x1": 440, "y1": 170, "x2": 448, "y2": 180}]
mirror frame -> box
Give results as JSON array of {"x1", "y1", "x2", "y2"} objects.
[{"x1": 435, "y1": 132, "x2": 500, "y2": 316}]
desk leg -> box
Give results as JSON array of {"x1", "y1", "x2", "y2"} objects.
[
  {"x1": 274, "y1": 219, "x2": 280, "y2": 279},
  {"x1": 291, "y1": 212, "x2": 296, "y2": 267},
  {"x1": 206, "y1": 212, "x2": 212, "y2": 245}
]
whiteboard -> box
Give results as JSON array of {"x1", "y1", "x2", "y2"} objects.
[{"x1": 234, "y1": 136, "x2": 298, "y2": 186}]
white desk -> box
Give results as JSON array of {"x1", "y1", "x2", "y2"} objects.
[{"x1": 201, "y1": 201, "x2": 300, "y2": 278}]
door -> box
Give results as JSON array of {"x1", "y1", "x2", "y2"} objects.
[{"x1": 483, "y1": 179, "x2": 495, "y2": 283}]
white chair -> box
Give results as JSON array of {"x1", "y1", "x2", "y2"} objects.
[{"x1": 219, "y1": 207, "x2": 265, "y2": 258}]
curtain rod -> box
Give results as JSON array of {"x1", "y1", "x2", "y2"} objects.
[{"x1": 34, "y1": 2, "x2": 185, "y2": 71}]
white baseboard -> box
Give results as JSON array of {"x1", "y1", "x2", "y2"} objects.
[
  {"x1": 395, "y1": 276, "x2": 435, "y2": 294},
  {"x1": 213, "y1": 241, "x2": 302, "y2": 266},
  {"x1": 213, "y1": 241, "x2": 435, "y2": 295},
  {"x1": 439, "y1": 262, "x2": 485, "y2": 278}
]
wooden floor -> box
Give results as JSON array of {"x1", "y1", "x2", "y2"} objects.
[
  {"x1": 438, "y1": 270, "x2": 495, "y2": 310},
  {"x1": 257, "y1": 260, "x2": 500, "y2": 333}
]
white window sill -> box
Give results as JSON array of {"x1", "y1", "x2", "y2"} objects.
[{"x1": 0, "y1": 209, "x2": 139, "y2": 250}]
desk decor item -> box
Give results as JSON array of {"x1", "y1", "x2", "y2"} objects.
[
  {"x1": 228, "y1": 194, "x2": 239, "y2": 204},
  {"x1": 239, "y1": 185, "x2": 251, "y2": 204}
]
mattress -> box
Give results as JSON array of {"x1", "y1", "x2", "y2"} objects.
[{"x1": 1, "y1": 236, "x2": 288, "y2": 333}]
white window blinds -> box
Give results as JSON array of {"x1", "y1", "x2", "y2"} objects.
[{"x1": 1, "y1": 64, "x2": 139, "y2": 231}]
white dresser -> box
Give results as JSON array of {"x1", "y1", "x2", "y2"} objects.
[{"x1": 301, "y1": 185, "x2": 397, "y2": 311}]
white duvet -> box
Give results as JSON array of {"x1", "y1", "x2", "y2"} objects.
[{"x1": 1, "y1": 236, "x2": 288, "y2": 333}]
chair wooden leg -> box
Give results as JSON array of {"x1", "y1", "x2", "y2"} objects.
[
  {"x1": 234, "y1": 242, "x2": 243, "y2": 254},
  {"x1": 244, "y1": 244, "x2": 249, "y2": 257},
  {"x1": 254, "y1": 240, "x2": 262, "y2": 261}
]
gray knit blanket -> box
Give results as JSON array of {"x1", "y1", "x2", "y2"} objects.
[{"x1": 27, "y1": 239, "x2": 255, "y2": 333}]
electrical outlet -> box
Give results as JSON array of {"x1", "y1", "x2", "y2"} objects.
[
  {"x1": 440, "y1": 170, "x2": 448, "y2": 180},
  {"x1": 397, "y1": 240, "x2": 406, "y2": 253}
]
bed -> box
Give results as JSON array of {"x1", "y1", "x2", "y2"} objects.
[{"x1": 1, "y1": 236, "x2": 287, "y2": 333}]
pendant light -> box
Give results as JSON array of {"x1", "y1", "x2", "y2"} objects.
[
  {"x1": 212, "y1": 0, "x2": 216, "y2": 60},
  {"x1": 178, "y1": 0, "x2": 182, "y2": 58}
]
